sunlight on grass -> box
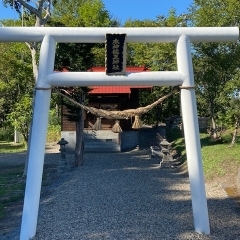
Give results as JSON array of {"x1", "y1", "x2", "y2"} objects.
[
  {"x1": 201, "y1": 134, "x2": 240, "y2": 178},
  {"x1": 0, "y1": 141, "x2": 26, "y2": 153},
  {"x1": 172, "y1": 129, "x2": 240, "y2": 180}
]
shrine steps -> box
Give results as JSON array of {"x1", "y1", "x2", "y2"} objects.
[
  {"x1": 61, "y1": 130, "x2": 139, "y2": 152},
  {"x1": 84, "y1": 130, "x2": 121, "y2": 152},
  {"x1": 84, "y1": 140, "x2": 121, "y2": 152}
]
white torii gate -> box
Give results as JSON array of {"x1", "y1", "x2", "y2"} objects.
[{"x1": 0, "y1": 27, "x2": 238, "y2": 240}]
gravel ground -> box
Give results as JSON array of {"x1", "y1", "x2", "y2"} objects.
[{"x1": 1, "y1": 149, "x2": 240, "y2": 240}]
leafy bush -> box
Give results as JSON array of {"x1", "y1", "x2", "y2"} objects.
[
  {"x1": 0, "y1": 128, "x2": 14, "y2": 141},
  {"x1": 48, "y1": 108, "x2": 60, "y2": 126},
  {"x1": 7, "y1": 95, "x2": 33, "y2": 142},
  {"x1": 46, "y1": 124, "x2": 61, "y2": 142}
]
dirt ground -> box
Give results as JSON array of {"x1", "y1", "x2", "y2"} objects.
[
  {"x1": 213, "y1": 163, "x2": 240, "y2": 206},
  {"x1": 177, "y1": 160, "x2": 240, "y2": 206}
]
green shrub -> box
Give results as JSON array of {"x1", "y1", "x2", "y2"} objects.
[
  {"x1": 48, "y1": 108, "x2": 60, "y2": 126},
  {"x1": 46, "y1": 124, "x2": 61, "y2": 142},
  {"x1": 0, "y1": 128, "x2": 14, "y2": 141}
]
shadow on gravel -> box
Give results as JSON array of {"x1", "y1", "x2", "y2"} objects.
[{"x1": 1, "y1": 151, "x2": 240, "y2": 240}]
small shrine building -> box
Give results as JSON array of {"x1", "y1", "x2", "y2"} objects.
[{"x1": 61, "y1": 66, "x2": 152, "y2": 151}]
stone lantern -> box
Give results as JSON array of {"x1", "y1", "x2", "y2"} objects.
[
  {"x1": 57, "y1": 138, "x2": 71, "y2": 173},
  {"x1": 160, "y1": 138, "x2": 172, "y2": 166},
  {"x1": 149, "y1": 138, "x2": 173, "y2": 168},
  {"x1": 160, "y1": 139, "x2": 170, "y2": 153}
]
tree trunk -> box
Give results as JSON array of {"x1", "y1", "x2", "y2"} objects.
[
  {"x1": 209, "y1": 99, "x2": 218, "y2": 139},
  {"x1": 74, "y1": 107, "x2": 84, "y2": 167},
  {"x1": 155, "y1": 104, "x2": 162, "y2": 128},
  {"x1": 29, "y1": 46, "x2": 39, "y2": 81},
  {"x1": 211, "y1": 115, "x2": 218, "y2": 139},
  {"x1": 230, "y1": 117, "x2": 239, "y2": 147}
]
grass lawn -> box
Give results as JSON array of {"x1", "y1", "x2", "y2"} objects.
[
  {"x1": 0, "y1": 142, "x2": 26, "y2": 218},
  {"x1": 0, "y1": 141, "x2": 26, "y2": 154},
  {"x1": 171, "y1": 129, "x2": 240, "y2": 180}
]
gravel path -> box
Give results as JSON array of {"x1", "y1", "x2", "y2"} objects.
[{"x1": 1, "y1": 150, "x2": 240, "y2": 239}]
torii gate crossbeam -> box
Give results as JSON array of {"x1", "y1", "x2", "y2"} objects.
[{"x1": 0, "y1": 27, "x2": 238, "y2": 240}]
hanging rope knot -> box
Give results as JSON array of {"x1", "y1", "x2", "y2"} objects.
[{"x1": 55, "y1": 87, "x2": 179, "y2": 132}]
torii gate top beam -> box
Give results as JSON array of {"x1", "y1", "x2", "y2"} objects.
[{"x1": 0, "y1": 27, "x2": 238, "y2": 43}]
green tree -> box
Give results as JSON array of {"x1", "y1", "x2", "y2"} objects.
[
  {"x1": 1, "y1": 1, "x2": 58, "y2": 176},
  {"x1": 124, "y1": 10, "x2": 183, "y2": 125},
  {"x1": 7, "y1": 94, "x2": 33, "y2": 142},
  {"x1": 1, "y1": 1, "x2": 54, "y2": 80},
  {"x1": 79, "y1": 0, "x2": 112, "y2": 27},
  {"x1": 218, "y1": 74, "x2": 240, "y2": 146},
  {"x1": 190, "y1": 0, "x2": 240, "y2": 139},
  {"x1": 0, "y1": 40, "x2": 33, "y2": 135}
]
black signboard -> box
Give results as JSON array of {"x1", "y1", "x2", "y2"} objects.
[{"x1": 105, "y1": 33, "x2": 126, "y2": 75}]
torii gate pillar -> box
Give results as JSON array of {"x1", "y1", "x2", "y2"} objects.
[
  {"x1": 20, "y1": 36, "x2": 56, "y2": 240},
  {"x1": 177, "y1": 35, "x2": 210, "y2": 233}
]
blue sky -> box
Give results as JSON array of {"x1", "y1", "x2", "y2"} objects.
[
  {"x1": 104, "y1": 0, "x2": 193, "y2": 24},
  {"x1": 0, "y1": 0, "x2": 193, "y2": 24}
]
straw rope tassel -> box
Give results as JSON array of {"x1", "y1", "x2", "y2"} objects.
[
  {"x1": 132, "y1": 115, "x2": 143, "y2": 129},
  {"x1": 92, "y1": 117, "x2": 102, "y2": 131},
  {"x1": 112, "y1": 120, "x2": 123, "y2": 133}
]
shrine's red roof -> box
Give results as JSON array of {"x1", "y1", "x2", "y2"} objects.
[
  {"x1": 89, "y1": 86, "x2": 131, "y2": 94},
  {"x1": 89, "y1": 86, "x2": 151, "y2": 94},
  {"x1": 88, "y1": 66, "x2": 152, "y2": 94}
]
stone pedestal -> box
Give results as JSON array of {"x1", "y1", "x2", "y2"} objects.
[
  {"x1": 160, "y1": 153, "x2": 172, "y2": 168},
  {"x1": 57, "y1": 149, "x2": 71, "y2": 173},
  {"x1": 57, "y1": 159, "x2": 71, "y2": 173}
]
